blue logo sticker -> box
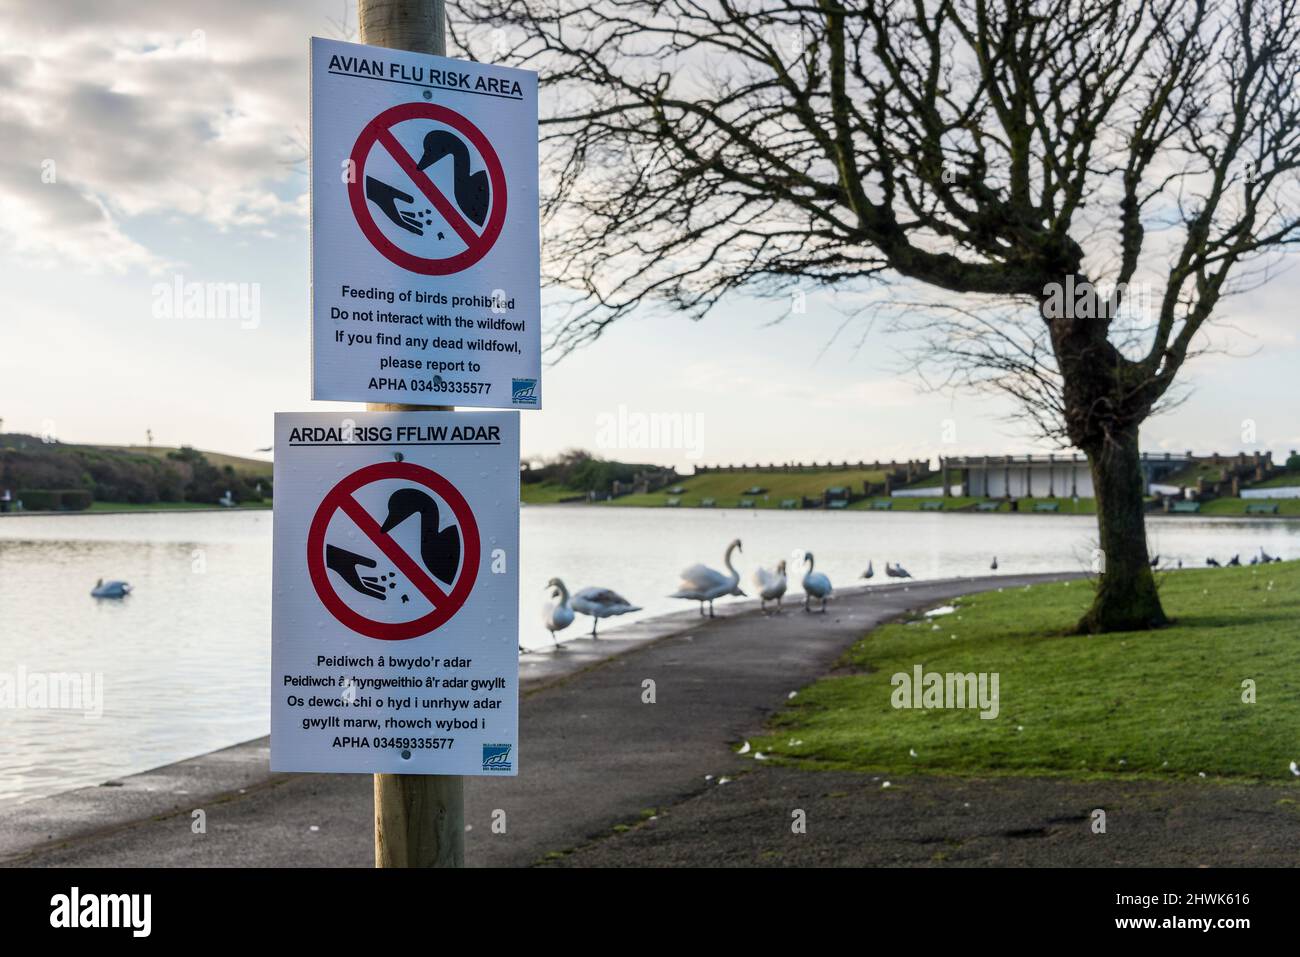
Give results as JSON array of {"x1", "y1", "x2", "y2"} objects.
[
  {"x1": 511, "y1": 378, "x2": 538, "y2": 405},
  {"x1": 482, "y1": 743, "x2": 513, "y2": 771}
]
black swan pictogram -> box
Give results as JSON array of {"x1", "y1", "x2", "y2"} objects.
[
  {"x1": 380, "y1": 488, "x2": 461, "y2": 585},
  {"x1": 415, "y1": 130, "x2": 490, "y2": 226}
]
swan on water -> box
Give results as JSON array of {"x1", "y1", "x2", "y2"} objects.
[
  {"x1": 91, "y1": 578, "x2": 131, "y2": 599},
  {"x1": 543, "y1": 578, "x2": 576, "y2": 645},
  {"x1": 752, "y1": 559, "x2": 787, "y2": 613},
  {"x1": 861, "y1": 560, "x2": 874, "y2": 580},
  {"x1": 801, "y1": 552, "x2": 832, "y2": 613},
  {"x1": 571, "y1": 587, "x2": 641, "y2": 637},
  {"x1": 670, "y1": 538, "x2": 744, "y2": 617}
]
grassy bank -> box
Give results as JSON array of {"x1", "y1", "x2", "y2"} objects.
[
  {"x1": 599, "y1": 467, "x2": 890, "y2": 508},
  {"x1": 84, "y1": 501, "x2": 272, "y2": 513},
  {"x1": 752, "y1": 563, "x2": 1300, "y2": 781}
]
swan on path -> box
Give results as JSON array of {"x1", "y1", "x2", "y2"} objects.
[
  {"x1": 860, "y1": 560, "x2": 874, "y2": 580},
  {"x1": 801, "y1": 552, "x2": 832, "y2": 613},
  {"x1": 671, "y1": 538, "x2": 744, "y2": 617},
  {"x1": 752, "y1": 560, "x2": 787, "y2": 614},
  {"x1": 543, "y1": 578, "x2": 576, "y2": 645},
  {"x1": 571, "y1": 586, "x2": 641, "y2": 637},
  {"x1": 91, "y1": 578, "x2": 131, "y2": 599}
]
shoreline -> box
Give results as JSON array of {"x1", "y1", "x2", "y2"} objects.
[
  {"x1": 0, "y1": 573, "x2": 1081, "y2": 866},
  {"x1": 0, "y1": 504, "x2": 273, "y2": 518}
]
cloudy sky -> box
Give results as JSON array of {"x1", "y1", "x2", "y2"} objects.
[{"x1": 1, "y1": 0, "x2": 1297, "y2": 471}]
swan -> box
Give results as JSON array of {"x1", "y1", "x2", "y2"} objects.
[
  {"x1": 543, "y1": 578, "x2": 575, "y2": 644},
  {"x1": 380, "y1": 488, "x2": 461, "y2": 585},
  {"x1": 91, "y1": 578, "x2": 131, "y2": 599},
  {"x1": 885, "y1": 562, "x2": 912, "y2": 579},
  {"x1": 861, "y1": 560, "x2": 874, "y2": 580},
  {"x1": 752, "y1": 560, "x2": 787, "y2": 613},
  {"x1": 671, "y1": 538, "x2": 744, "y2": 617},
  {"x1": 571, "y1": 587, "x2": 641, "y2": 637},
  {"x1": 801, "y1": 552, "x2": 832, "y2": 613}
]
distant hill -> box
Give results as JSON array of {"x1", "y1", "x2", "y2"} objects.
[{"x1": 0, "y1": 434, "x2": 272, "y2": 510}]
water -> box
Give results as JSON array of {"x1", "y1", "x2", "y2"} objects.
[{"x1": 1, "y1": 506, "x2": 1296, "y2": 804}]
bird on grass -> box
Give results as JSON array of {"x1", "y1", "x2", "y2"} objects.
[
  {"x1": 752, "y1": 560, "x2": 788, "y2": 614},
  {"x1": 571, "y1": 586, "x2": 641, "y2": 637},
  {"x1": 671, "y1": 539, "x2": 744, "y2": 617},
  {"x1": 801, "y1": 552, "x2": 832, "y2": 613}
]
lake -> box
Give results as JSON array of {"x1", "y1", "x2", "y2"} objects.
[{"x1": 1, "y1": 505, "x2": 1296, "y2": 804}]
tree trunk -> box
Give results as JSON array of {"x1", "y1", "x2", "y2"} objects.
[{"x1": 1077, "y1": 431, "x2": 1168, "y2": 633}]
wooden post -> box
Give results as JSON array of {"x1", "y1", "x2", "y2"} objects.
[{"x1": 357, "y1": 0, "x2": 464, "y2": 869}]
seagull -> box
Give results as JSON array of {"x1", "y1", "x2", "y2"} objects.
[
  {"x1": 860, "y1": 560, "x2": 874, "y2": 580},
  {"x1": 752, "y1": 560, "x2": 788, "y2": 614},
  {"x1": 91, "y1": 578, "x2": 131, "y2": 599},
  {"x1": 990, "y1": 556, "x2": 998, "y2": 571},
  {"x1": 670, "y1": 539, "x2": 744, "y2": 617},
  {"x1": 571, "y1": 587, "x2": 641, "y2": 637},
  {"x1": 801, "y1": 552, "x2": 832, "y2": 613},
  {"x1": 542, "y1": 578, "x2": 575, "y2": 646}
]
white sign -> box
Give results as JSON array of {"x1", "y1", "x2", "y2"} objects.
[
  {"x1": 271, "y1": 411, "x2": 519, "y2": 776},
  {"x1": 310, "y1": 37, "x2": 541, "y2": 409}
]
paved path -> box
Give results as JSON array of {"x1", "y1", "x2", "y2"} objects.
[{"x1": 1, "y1": 574, "x2": 1077, "y2": 867}]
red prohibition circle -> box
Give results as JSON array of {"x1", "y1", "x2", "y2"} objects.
[
  {"x1": 347, "y1": 102, "x2": 508, "y2": 275},
  {"x1": 307, "y1": 461, "x2": 481, "y2": 641}
]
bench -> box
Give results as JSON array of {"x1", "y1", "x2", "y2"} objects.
[
  {"x1": 975, "y1": 501, "x2": 1002, "y2": 512},
  {"x1": 1032, "y1": 501, "x2": 1061, "y2": 513},
  {"x1": 779, "y1": 499, "x2": 799, "y2": 509},
  {"x1": 827, "y1": 499, "x2": 849, "y2": 509},
  {"x1": 665, "y1": 497, "x2": 681, "y2": 507},
  {"x1": 870, "y1": 499, "x2": 893, "y2": 510},
  {"x1": 699, "y1": 498, "x2": 716, "y2": 508},
  {"x1": 738, "y1": 498, "x2": 755, "y2": 508},
  {"x1": 1246, "y1": 502, "x2": 1280, "y2": 514},
  {"x1": 920, "y1": 500, "x2": 944, "y2": 511},
  {"x1": 1170, "y1": 501, "x2": 1201, "y2": 513}
]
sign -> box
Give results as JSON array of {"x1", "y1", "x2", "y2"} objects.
[
  {"x1": 271, "y1": 410, "x2": 519, "y2": 776},
  {"x1": 310, "y1": 37, "x2": 541, "y2": 409}
]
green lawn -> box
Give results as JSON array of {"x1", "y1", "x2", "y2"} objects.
[
  {"x1": 1248, "y1": 470, "x2": 1300, "y2": 489},
  {"x1": 84, "y1": 500, "x2": 271, "y2": 513},
  {"x1": 752, "y1": 563, "x2": 1300, "y2": 782},
  {"x1": 1198, "y1": 497, "x2": 1300, "y2": 516},
  {"x1": 521, "y1": 481, "x2": 587, "y2": 504},
  {"x1": 601, "y1": 468, "x2": 889, "y2": 508}
]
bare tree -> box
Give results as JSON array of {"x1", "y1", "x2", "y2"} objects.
[{"x1": 453, "y1": 0, "x2": 1300, "y2": 632}]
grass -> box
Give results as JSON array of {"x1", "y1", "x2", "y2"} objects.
[
  {"x1": 1198, "y1": 497, "x2": 1300, "y2": 516},
  {"x1": 751, "y1": 563, "x2": 1300, "y2": 782},
  {"x1": 1249, "y1": 470, "x2": 1300, "y2": 489},
  {"x1": 593, "y1": 468, "x2": 889, "y2": 508},
  {"x1": 83, "y1": 501, "x2": 271, "y2": 513},
  {"x1": 106, "y1": 445, "x2": 273, "y2": 479},
  {"x1": 520, "y1": 481, "x2": 587, "y2": 505}
]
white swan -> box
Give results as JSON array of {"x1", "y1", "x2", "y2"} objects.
[
  {"x1": 91, "y1": 578, "x2": 131, "y2": 599},
  {"x1": 801, "y1": 552, "x2": 832, "y2": 613},
  {"x1": 752, "y1": 559, "x2": 787, "y2": 613},
  {"x1": 671, "y1": 538, "x2": 744, "y2": 617},
  {"x1": 543, "y1": 578, "x2": 575, "y2": 645},
  {"x1": 571, "y1": 586, "x2": 641, "y2": 637}
]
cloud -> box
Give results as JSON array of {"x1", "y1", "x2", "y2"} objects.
[{"x1": 0, "y1": 0, "x2": 329, "y2": 272}]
